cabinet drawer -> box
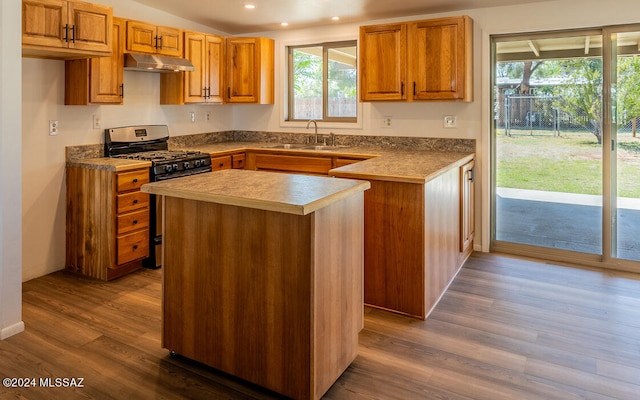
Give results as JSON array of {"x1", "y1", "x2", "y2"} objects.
[
  {"x1": 211, "y1": 155, "x2": 232, "y2": 171},
  {"x1": 116, "y1": 209, "x2": 149, "y2": 235},
  {"x1": 116, "y1": 170, "x2": 149, "y2": 192},
  {"x1": 232, "y1": 153, "x2": 246, "y2": 169},
  {"x1": 254, "y1": 154, "x2": 332, "y2": 175},
  {"x1": 116, "y1": 230, "x2": 149, "y2": 265},
  {"x1": 117, "y1": 191, "x2": 149, "y2": 213}
]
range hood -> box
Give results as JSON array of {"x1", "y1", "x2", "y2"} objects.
[{"x1": 124, "y1": 53, "x2": 195, "y2": 72}]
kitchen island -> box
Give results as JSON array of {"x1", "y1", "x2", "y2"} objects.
[{"x1": 141, "y1": 169, "x2": 370, "y2": 400}]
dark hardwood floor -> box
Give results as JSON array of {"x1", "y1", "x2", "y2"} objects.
[{"x1": 2, "y1": 252, "x2": 640, "y2": 399}]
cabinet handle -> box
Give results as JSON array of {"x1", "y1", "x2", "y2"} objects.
[
  {"x1": 133, "y1": 199, "x2": 138, "y2": 204},
  {"x1": 133, "y1": 245, "x2": 138, "y2": 250},
  {"x1": 413, "y1": 82, "x2": 416, "y2": 96},
  {"x1": 70, "y1": 25, "x2": 75, "y2": 43},
  {"x1": 401, "y1": 82, "x2": 405, "y2": 96},
  {"x1": 120, "y1": 84, "x2": 124, "y2": 98},
  {"x1": 227, "y1": 87, "x2": 231, "y2": 99},
  {"x1": 133, "y1": 220, "x2": 138, "y2": 225},
  {"x1": 219, "y1": 163, "x2": 224, "y2": 167},
  {"x1": 63, "y1": 24, "x2": 69, "y2": 42},
  {"x1": 133, "y1": 178, "x2": 138, "y2": 183},
  {"x1": 468, "y1": 168, "x2": 475, "y2": 182},
  {"x1": 157, "y1": 36, "x2": 163, "y2": 49}
]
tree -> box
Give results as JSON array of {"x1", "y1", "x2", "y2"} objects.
[
  {"x1": 553, "y1": 58, "x2": 603, "y2": 144},
  {"x1": 617, "y1": 55, "x2": 640, "y2": 136}
]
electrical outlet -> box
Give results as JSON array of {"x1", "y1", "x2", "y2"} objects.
[
  {"x1": 190, "y1": 111, "x2": 196, "y2": 123},
  {"x1": 49, "y1": 120, "x2": 59, "y2": 136},
  {"x1": 206, "y1": 112, "x2": 211, "y2": 121},
  {"x1": 444, "y1": 115, "x2": 457, "y2": 128},
  {"x1": 92, "y1": 114, "x2": 101, "y2": 129},
  {"x1": 383, "y1": 116, "x2": 392, "y2": 128}
]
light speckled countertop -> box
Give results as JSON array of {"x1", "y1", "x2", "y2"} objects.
[
  {"x1": 180, "y1": 142, "x2": 474, "y2": 184},
  {"x1": 141, "y1": 169, "x2": 371, "y2": 215},
  {"x1": 66, "y1": 157, "x2": 151, "y2": 172},
  {"x1": 66, "y1": 142, "x2": 474, "y2": 184}
]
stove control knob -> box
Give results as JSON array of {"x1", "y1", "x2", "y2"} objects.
[
  {"x1": 172, "y1": 163, "x2": 178, "y2": 172},
  {"x1": 194, "y1": 159, "x2": 202, "y2": 167},
  {"x1": 164, "y1": 164, "x2": 173, "y2": 172},
  {"x1": 183, "y1": 161, "x2": 190, "y2": 169}
]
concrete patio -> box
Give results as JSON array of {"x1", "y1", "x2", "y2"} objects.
[{"x1": 495, "y1": 188, "x2": 640, "y2": 261}]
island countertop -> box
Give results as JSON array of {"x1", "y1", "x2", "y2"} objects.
[{"x1": 140, "y1": 168, "x2": 371, "y2": 215}]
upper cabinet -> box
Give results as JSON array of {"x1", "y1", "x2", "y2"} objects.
[
  {"x1": 226, "y1": 37, "x2": 274, "y2": 104},
  {"x1": 160, "y1": 31, "x2": 225, "y2": 104},
  {"x1": 65, "y1": 17, "x2": 125, "y2": 105},
  {"x1": 359, "y1": 23, "x2": 408, "y2": 101},
  {"x1": 22, "y1": 0, "x2": 113, "y2": 58},
  {"x1": 126, "y1": 20, "x2": 182, "y2": 57},
  {"x1": 164, "y1": 35, "x2": 274, "y2": 105},
  {"x1": 360, "y1": 15, "x2": 473, "y2": 102}
]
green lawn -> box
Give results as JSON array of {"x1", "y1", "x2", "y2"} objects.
[{"x1": 496, "y1": 129, "x2": 640, "y2": 198}]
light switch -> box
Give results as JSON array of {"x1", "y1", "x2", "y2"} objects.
[{"x1": 444, "y1": 115, "x2": 457, "y2": 128}]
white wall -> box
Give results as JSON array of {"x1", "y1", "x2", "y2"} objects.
[
  {"x1": 1, "y1": 0, "x2": 24, "y2": 339},
  {"x1": 18, "y1": 0, "x2": 640, "y2": 284}
]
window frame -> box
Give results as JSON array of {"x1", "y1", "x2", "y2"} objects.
[{"x1": 286, "y1": 40, "x2": 358, "y2": 123}]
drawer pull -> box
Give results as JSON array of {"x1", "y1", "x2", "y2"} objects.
[
  {"x1": 133, "y1": 178, "x2": 138, "y2": 183},
  {"x1": 219, "y1": 163, "x2": 224, "y2": 167},
  {"x1": 133, "y1": 199, "x2": 138, "y2": 204},
  {"x1": 133, "y1": 245, "x2": 138, "y2": 250},
  {"x1": 133, "y1": 220, "x2": 138, "y2": 225}
]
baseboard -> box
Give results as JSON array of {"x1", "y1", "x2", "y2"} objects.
[{"x1": 0, "y1": 321, "x2": 25, "y2": 340}]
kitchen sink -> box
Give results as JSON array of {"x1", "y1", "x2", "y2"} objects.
[
  {"x1": 302, "y1": 145, "x2": 350, "y2": 151},
  {"x1": 266, "y1": 143, "x2": 309, "y2": 149}
]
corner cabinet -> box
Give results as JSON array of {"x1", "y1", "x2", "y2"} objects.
[
  {"x1": 125, "y1": 19, "x2": 182, "y2": 57},
  {"x1": 22, "y1": 0, "x2": 113, "y2": 58},
  {"x1": 226, "y1": 37, "x2": 274, "y2": 104},
  {"x1": 160, "y1": 31, "x2": 225, "y2": 105},
  {"x1": 360, "y1": 15, "x2": 473, "y2": 102},
  {"x1": 66, "y1": 164, "x2": 150, "y2": 281},
  {"x1": 64, "y1": 17, "x2": 125, "y2": 105}
]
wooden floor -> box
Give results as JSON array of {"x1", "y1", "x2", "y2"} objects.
[{"x1": 2, "y1": 252, "x2": 640, "y2": 399}]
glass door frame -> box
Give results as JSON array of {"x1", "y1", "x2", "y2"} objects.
[{"x1": 489, "y1": 25, "x2": 640, "y2": 273}]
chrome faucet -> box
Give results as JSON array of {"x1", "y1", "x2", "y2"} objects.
[{"x1": 306, "y1": 119, "x2": 319, "y2": 144}]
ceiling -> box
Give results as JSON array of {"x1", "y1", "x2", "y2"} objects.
[{"x1": 131, "y1": 0, "x2": 555, "y2": 35}]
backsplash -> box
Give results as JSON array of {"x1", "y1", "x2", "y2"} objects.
[{"x1": 66, "y1": 130, "x2": 475, "y2": 160}]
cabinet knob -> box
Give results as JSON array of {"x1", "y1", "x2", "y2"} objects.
[
  {"x1": 133, "y1": 178, "x2": 138, "y2": 183},
  {"x1": 133, "y1": 245, "x2": 138, "y2": 250},
  {"x1": 133, "y1": 220, "x2": 138, "y2": 225},
  {"x1": 133, "y1": 199, "x2": 139, "y2": 204}
]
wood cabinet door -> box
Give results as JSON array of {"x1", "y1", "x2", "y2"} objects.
[
  {"x1": 205, "y1": 35, "x2": 225, "y2": 103},
  {"x1": 184, "y1": 32, "x2": 207, "y2": 103},
  {"x1": 156, "y1": 25, "x2": 182, "y2": 56},
  {"x1": 67, "y1": 0, "x2": 111, "y2": 52},
  {"x1": 126, "y1": 20, "x2": 156, "y2": 53},
  {"x1": 22, "y1": 0, "x2": 68, "y2": 48},
  {"x1": 226, "y1": 37, "x2": 259, "y2": 103},
  {"x1": 460, "y1": 159, "x2": 475, "y2": 253},
  {"x1": 89, "y1": 17, "x2": 124, "y2": 103},
  {"x1": 359, "y1": 23, "x2": 407, "y2": 101},
  {"x1": 409, "y1": 16, "x2": 472, "y2": 101}
]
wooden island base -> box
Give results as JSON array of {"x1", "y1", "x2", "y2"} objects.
[{"x1": 151, "y1": 171, "x2": 367, "y2": 400}]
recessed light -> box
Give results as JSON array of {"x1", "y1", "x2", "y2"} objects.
[
  {"x1": 244, "y1": 4, "x2": 255, "y2": 9},
  {"x1": 332, "y1": 16, "x2": 340, "y2": 21},
  {"x1": 281, "y1": 22, "x2": 289, "y2": 27}
]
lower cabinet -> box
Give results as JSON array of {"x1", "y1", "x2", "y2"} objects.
[
  {"x1": 210, "y1": 152, "x2": 246, "y2": 171},
  {"x1": 66, "y1": 165, "x2": 150, "y2": 280},
  {"x1": 362, "y1": 158, "x2": 475, "y2": 319}
]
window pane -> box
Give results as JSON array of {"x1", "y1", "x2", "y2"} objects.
[
  {"x1": 328, "y1": 46, "x2": 357, "y2": 118},
  {"x1": 292, "y1": 46, "x2": 323, "y2": 120}
]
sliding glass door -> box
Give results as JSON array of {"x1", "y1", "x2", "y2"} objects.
[
  {"x1": 492, "y1": 26, "x2": 640, "y2": 269},
  {"x1": 610, "y1": 29, "x2": 640, "y2": 262}
]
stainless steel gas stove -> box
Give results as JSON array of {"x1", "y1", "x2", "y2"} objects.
[{"x1": 105, "y1": 125, "x2": 212, "y2": 268}]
